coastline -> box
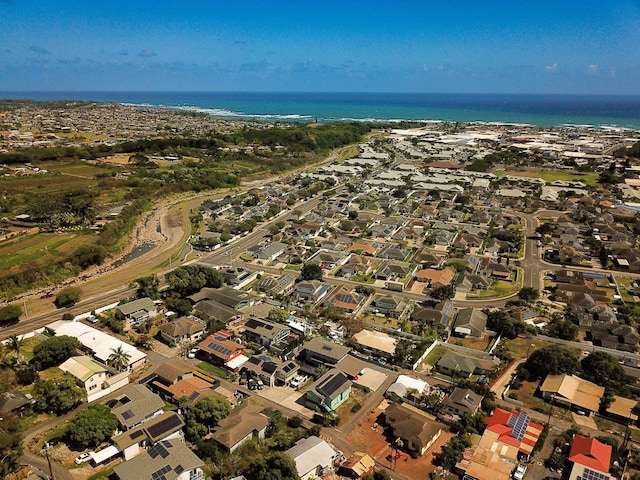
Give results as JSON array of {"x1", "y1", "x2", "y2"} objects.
[{"x1": 2, "y1": 91, "x2": 640, "y2": 130}]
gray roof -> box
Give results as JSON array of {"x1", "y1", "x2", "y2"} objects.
[
  {"x1": 113, "y1": 439, "x2": 203, "y2": 480},
  {"x1": 303, "y1": 337, "x2": 351, "y2": 363},
  {"x1": 453, "y1": 308, "x2": 487, "y2": 337},
  {"x1": 117, "y1": 297, "x2": 155, "y2": 316},
  {"x1": 112, "y1": 384, "x2": 165, "y2": 429}
]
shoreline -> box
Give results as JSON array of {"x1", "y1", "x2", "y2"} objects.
[{"x1": 2, "y1": 92, "x2": 640, "y2": 130}]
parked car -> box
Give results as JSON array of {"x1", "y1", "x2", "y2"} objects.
[
  {"x1": 290, "y1": 375, "x2": 308, "y2": 389},
  {"x1": 75, "y1": 452, "x2": 94, "y2": 464},
  {"x1": 187, "y1": 348, "x2": 198, "y2": 359},
  {"x1": 513, "y1": 464, "x2": 527, "y2": 480}
]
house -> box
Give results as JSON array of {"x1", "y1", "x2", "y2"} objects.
[
  {"x1": 348, "y1": 239, "x2": 385, "y2": 256},
  {"x1": 385, "y1": 375, "x2": 429, "y2": 402},
  {"x1": 242, "y1": 318, "x2": 291, "y2": 347},
  {"x1": 210, "y1": 402, "x2": 269, "y2": 452},
  {"x1": 456, "y1": 272, "x2": 492, "y2": 293},
  {"x1": 484, "y1": 408, "x2": 544, "y2": 459},
  {"x1": 295, "y1": 280, "x2": 332, "y2": 303},
  {"x1": 59, "y1": 355, "x2": 129, "y2": 403},
  {"x1": 435, "y1": 351, "x2": 477, "y2": 378},
  {"x1": 193, "y1": 300, "x2": 243, "y2": 326},
  {"x1": 456, "y1": 424, "x2": 519, "y2": 480},
  {"x1": 305, "y1": 369, "x2": 352, "y2": 413},
  {"x1": 253, "y1": 241, "x2": 287, "y2": 261},
  {"x1": 586, "y1": 322, "x2": 640, "y2": 352},
  {"x1": 351, "y1": 329, "x2": 397, "y2": 359},
  {"x1": 257, "y1": 273, "x2": 296, "y2": 296},
  {"x1": 323, "y1": 285, "x2": 365, "y2": 314},
  {"x1": 540, "y1": 374, "x2": 605, "y2": 416},
  {"x1": 443, "y1": 388, "x2": 483, "y2": 417},
  {"x1": 384, "y1": 403, "x2": 443, "y2": 456},
  {"x1": 113, "y1": 411, "x2": 186, "y2": 461},
  {"x1": 415, "y1": 268, "x2": 455, "y2": 287},
  {"x1": 0, "y1": 390, "x2": 34, "y2": 415},
  {"x1": 452, "y1": 308, "x2": 487, "y2": 338},
  {"x1": 370, "y1": 295, "x2": 409, "y2": 319},
  {"x1": 243, "y1": 355, "x2": 300, "y2": 387},
  {"x1": 302, "y1": 337, "x2": 351, "y2": 366},
  {"x1": 189, "y1": 286, "x2": 256, "y2": 309},
  {"x1": 115, "y1": 297, "x2": 158, "y2": 326},
  {"x1": 567, "y1": 435, "x2": 613, "y2": 480},
  {"x1": 113, "y1": 439, "x2": 204, "y2": 480},
  {"x1": 340, "y1": 452, "x2": 375, "y2": 479},
  {"x1": 338, "y1": 255, "x2": 372, "y2": 277},
  {"x1": 198, "y1": 333, "x2": 247, "y2": 372},
  {"x1": 605, "y1": 395, "x2": 639, "y2": 425},
  {"x1": 46, "y1": 320, "x2": 147, "y2": 371},
  {"x1": 374, "y1": 261, "x2": 415, "y2": 281},
  {"x1": 411, "y1": 301, "x2": 455, "y2": 334},
  {"x1": 286, "y1": 436, "x2": 341, "y2": 480},
  {"x1": 158, "y1": 317, "x2": 205, "y2": 345},
  {"x1": 112, "y1": 384, "x2": 165, "y2": 431}
]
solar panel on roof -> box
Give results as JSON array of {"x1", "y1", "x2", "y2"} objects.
[
  {"x1": 174, "y1": 465, "x2": 184, "y2": 474},
  {"x1": 147, "y1": 414, "x2": 183, "y2": 440},
  {"x1": 577, "y1": 469, "x2": 609, "y2": 480},
  {"x1": 508, "y1": 413, "x2": 531, "y2": 443},
  {"x1": 121, "y1": 409, "x2": 134, "y2": 420},
  {"x1": 130, "y1": 430, "x2": 144, "y2": 440},
  {"x1": 322, "y1": 345, "x2": 333, "y2": 351}
]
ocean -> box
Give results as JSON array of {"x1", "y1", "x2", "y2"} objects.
[{"x1": 2, "y1": 91, "x2": 640, "y2": 130}]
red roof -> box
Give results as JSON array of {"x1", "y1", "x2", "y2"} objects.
[
  {"x1": 484, "y1": 408, "x2": 544, "y2": 456},
  {"x1": 568, "y1": 435, "x2": 612, "y2": 474}
]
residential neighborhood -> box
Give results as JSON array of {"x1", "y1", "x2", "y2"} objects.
[{"x1": 4, "y1": 107, "x2": 640, "y2": 480}]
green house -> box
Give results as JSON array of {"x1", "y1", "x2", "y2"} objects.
[{"x1": 305, "y1": 369, "x2": 352, "y2": 413}]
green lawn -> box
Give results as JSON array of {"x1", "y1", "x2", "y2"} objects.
[
  {"x1": 504, "y1": 169, "x2": 600, "y2": 187},
  {"x1": 197, "y1": 361, "x2": 234, "y2": 380},
  {"x1": 423, "y1": 344, "x2": 447, "y2": 366}
]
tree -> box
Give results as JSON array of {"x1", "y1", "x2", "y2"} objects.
[
  {"x1": 545, "y1": 318, "x2": 578, "y2": 341},
  {"x1": 8, "y1": 334, "x2": 24, "y2": 366},
  {"x1": 32, "y1": 335, "x2": 81, "y2": 370},
  {"x1": 523, "y1": 346, "x2": 580, "y2": 380},
  {"x1": 300, "y1": 263, "x2": 323, "y2": 281},
  {"x1": 518, "y1": 287, "x2": 539, "y2": 303},
  {"x1": 54, "y1": 286, "x2": 82, "y2": 308},
  {"x1": 486, "y1": 310, "x2": 525, "y2": 339},
  {"x1": 33, "y1": 376, "x2": 83, "y2": 413},
  {"x1": 581, "y1": 351, "x2": 625, "y2": 392},
  {"x1": 429, "y1": 285, "x2": 455, "y2": 301},
  {"x1": 267, "y1": 307, "x2": 289, "y2": 323},
  {"x1": 108, "y1": 345, "x2": 131, "y2": 372},
  {"x1": 66, "y1": 404, "x2": 119, "y2": 449},
  {"x1": 244, "y1": 451, "x2": 301, "y2": 480},
  {"x1": 166, "y1": 265, "x2": 224, "y2": 296},
  {"x1": 185, "y1": 396, "x2": 232, "y2": 441},
  {"x1": 434, "y1": 436, "x2": 471, "y2": 471},
  {"x1": 135, "y1": 274, "x2": 160, "y2": 299},
  {"x1": 0, "y1": 303, "x2": 22, "y2": 326},
  {"x1": 0, "y1": 414, "x2": 23, "y2": 479}
]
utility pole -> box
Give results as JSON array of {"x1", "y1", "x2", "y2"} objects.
[{"x1": 45, "y1": 447, "x2": 56, "y2": 480}]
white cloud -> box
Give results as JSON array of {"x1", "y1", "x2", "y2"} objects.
[
  {"x1": 588, "y1": 64, "x2": 598, "y2": 74},
  {"x1": 545, "y1": 63, "x2": 557, "y2": 72}
]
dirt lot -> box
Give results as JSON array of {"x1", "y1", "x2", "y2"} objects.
[{"x1": 346, "y1": 399, "x2": 454, "y2": 479}]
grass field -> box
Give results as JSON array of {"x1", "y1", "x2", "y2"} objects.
[
  {"x1": 0, "y1": 231, "x2": 95, "y2": 270},
  {"x1": 503, "y1": 169, "x2": 600, "y2": 187}
]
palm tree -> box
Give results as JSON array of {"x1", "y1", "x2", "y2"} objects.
[
  {"x1": 108, "y1": 346, "x2": 131, "y2": 372},
  {"x1": 9, "y1": 335, "x2": 24, "y2": 366}
]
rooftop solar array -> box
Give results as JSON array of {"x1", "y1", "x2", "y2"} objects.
[
  {"x1": 148, "y1": 443, "x2": 169, "y2": 459},
  {"x1": 507, "y1": 412, "x2": 531, "y2": 442},
  {"x1": 130, "y1": 430, "x2": 144, "y2": 440},
  {"x1": 206, "y1": 342, "x2": 234, "y2": 356},
  {"x1": 147, "y1": 414, "x2": 183, "y2": 440},
  {"x1": 150, "y1": 464, "x2": 172, "y2": 480},
  {"x1": 318, "y1": 372, "x2": 348, "y2": 397},
  {"x1": 282, "y1": 362, "x2": 297, "y2": 373},
  {"x1": 577, "y1": 468, "x2": 609, "y2": 480}
]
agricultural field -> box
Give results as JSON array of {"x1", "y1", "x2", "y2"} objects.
[{"x1": 502, "y1": 168, "x2": 600, "y2": 187}]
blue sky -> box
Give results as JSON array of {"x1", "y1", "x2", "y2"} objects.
[{"x1": 1, "y1": 0, "x2": 639, "y2": 94}]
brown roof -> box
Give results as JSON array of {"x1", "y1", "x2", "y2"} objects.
[
  {"x1": 158, "y1": 317, "x2": 204, "y2": 337},
  {"x1": 384, "y1": 403, "x2": 443, "y2": 451},
  {"x1": 210, "y1": 401, "x2": 269, "y2": 450},
  {"x1": 540, "y1": 374, "x2": 604, "y2": 412},
  {"x1": 606, "y1": 395, "x2": 639, "y2": 421}
]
